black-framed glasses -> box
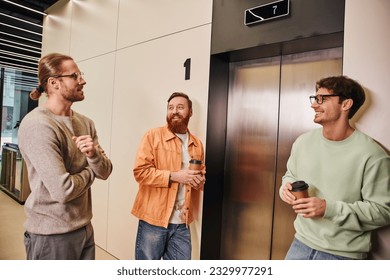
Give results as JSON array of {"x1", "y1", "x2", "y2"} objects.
[
  {"x1": 309, "y1": 94, "x2": 346, "y2": 104},
  {"x1": 51, "y1": 72, "x2": 84, "y2": 81}
]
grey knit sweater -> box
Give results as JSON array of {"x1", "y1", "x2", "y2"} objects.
[{"x1": 18, "y1": 107, "x2": 112, "y2": 235}]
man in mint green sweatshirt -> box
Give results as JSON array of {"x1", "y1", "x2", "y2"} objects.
[{"x1": 280, "y1": 76, "x2": 390, "y2": 260}]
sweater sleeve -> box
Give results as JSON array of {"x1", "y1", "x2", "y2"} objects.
[
  {"x1": 86, "y1": 143, "x2": 113, "y2": 180},
  {"x1": 324, "y1": 155, "x2": 390, "y2": 231},
  {"x1": 18, "y1": 119, "x2": 94, "y2": 203},
  {"x1": 279, "y1": 141, "x2": 299, "y2": 198},
  {"x1": 72, "y1": 112, "x2": 112, "y2": 180}
]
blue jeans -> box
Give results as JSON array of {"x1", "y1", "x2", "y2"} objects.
[
  {"x1": 285, "y1": 238, "x2": 355, "y2": 260},
  {"x1": 135, "y1": 220, "x2": 191, "y2": 260}
]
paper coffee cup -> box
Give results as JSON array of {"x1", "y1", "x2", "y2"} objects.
[
  {"x1": 291, "y1": 180, "x2": 309, "y2": 199},
  {"x1": 189, "y1": 159, "x2": 202, "y2": 170}
]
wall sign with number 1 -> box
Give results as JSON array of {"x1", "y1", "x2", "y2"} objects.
[{"x1": 184, "y1": 58, "x2": 191, "y2": 80}]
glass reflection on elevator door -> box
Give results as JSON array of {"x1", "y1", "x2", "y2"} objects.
[{"x1": 220, "y1": 48, "x2": 342, "y2": 260}]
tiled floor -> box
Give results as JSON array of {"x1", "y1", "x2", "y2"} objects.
[{"x1": 0, "y1": 190, "x2": 117, "y2": 260}]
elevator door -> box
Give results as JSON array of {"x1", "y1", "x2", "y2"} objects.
[{"x1": 220, "y1": 48, "x2": 342, "y2": 260}]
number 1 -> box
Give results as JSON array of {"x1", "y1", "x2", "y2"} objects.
[{"x1": 184, "y1": 58, "x2": 191, "y2": 80}]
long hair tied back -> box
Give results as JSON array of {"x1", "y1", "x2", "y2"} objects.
[
  {"x1": 30, "y1": 85, "x2": 45, "y2": 100},
  {"x1": 29, "y1": 53, "x2": 73, "y2": 100}
]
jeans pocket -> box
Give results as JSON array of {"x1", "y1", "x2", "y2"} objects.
[{"x1": 24, "y1": 231, "x2": 31, "y2": 258}]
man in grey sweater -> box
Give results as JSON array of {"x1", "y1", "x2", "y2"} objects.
[{"x1": 18, "y1": 53, "x2": 112, "y2": 260}]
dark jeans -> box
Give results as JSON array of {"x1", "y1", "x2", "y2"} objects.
[
  {"x1": 135, "y1": 220, "x2": 191, "y2": 260},
  {"x1": 24, "y1": 223, "x2": 95, "y2": 260}
]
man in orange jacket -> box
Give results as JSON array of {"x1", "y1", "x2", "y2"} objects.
[{"x1": 132, "y1": 92, "x2": 206, "y2": 260}]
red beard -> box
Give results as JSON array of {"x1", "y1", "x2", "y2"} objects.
[{"x1": 166, "y1": 113, "x2": 190, "y2": 134}]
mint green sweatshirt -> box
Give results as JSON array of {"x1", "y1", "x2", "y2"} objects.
[
  {"x1": 280, "y1": 128, "x2": 390, "y2": 259},
  {"x1": 18, "y1": 107, "x2": 112, "y2": 235}
]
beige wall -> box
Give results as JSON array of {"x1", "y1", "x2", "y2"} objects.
[
  {"x1": 344, "y1": 0, "x2": 390, "y2": 259},
  {"x1": 40, "y1": 0, "x2": 389, "y2": 260},
  {"x1": 42, "y1": 0, "x2": 212, "y2": 260},
  {"x1": 344, "y1": 0, "x2": 390, "y2": 149}
]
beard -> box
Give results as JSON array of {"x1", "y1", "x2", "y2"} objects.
[
  {"x1": 167, "y1": 113, "x2": 190, "y2": 134},
  {"x1": 61, "y1": 86, "x2": 85, "y2": 102}
]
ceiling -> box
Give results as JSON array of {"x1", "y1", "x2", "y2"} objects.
[{"x1": 0, "y1": 0, "x2": 60, "y2": 75}]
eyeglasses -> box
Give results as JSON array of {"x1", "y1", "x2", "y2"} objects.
[
  {"x1": 51, "y1": 72, "x2": 85, "y2": 81},
  {"x1": 309, "y1": 94, "x2": 346, "y2": 104}
]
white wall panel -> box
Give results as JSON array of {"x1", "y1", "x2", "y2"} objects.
[
  {"x1": 344, "y1": 0, "x2": 390, "y2": 260},
  {"x1": 344, "y1": 0, "x2": 390, "y2": 149},
  {"x1": 42, "y1": 0, "x2": 72, "y2": 55},
  {"x1": 108, "y1": 24, "x2": 211, "y2": 259},
  {"x1": 40, "y1": 0, "x2": 212, "y2": 260},
  {"x1": 69, "y1": 0, "x2": 120, "y2": 60},
  {"x1": 72, "y1": 53, "x2": 116, "y2": 250},
  {"x1": 117, "y1": 0, "x2": 212, "y2": 48}
]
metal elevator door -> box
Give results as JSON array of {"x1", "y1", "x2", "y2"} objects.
[{"x1": 220, "y1": 48, "x2": 343, "y2": 260}]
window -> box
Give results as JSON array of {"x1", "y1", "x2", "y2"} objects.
[{"x1": 0, "y1": 67, "x2": 38, "y2": 185}]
